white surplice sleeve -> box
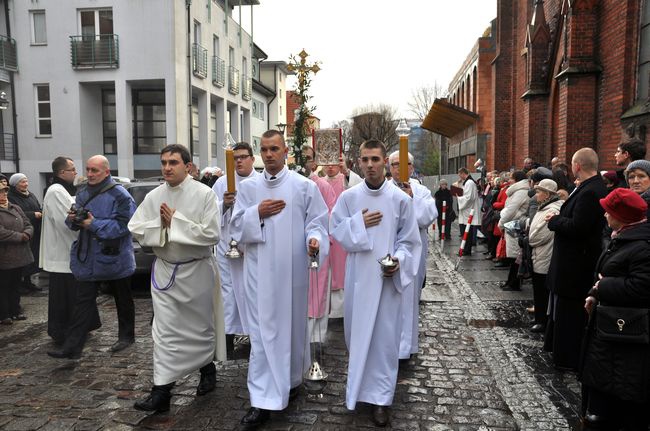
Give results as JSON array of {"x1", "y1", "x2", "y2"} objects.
[
  {"x1": 303, "y1": 180, "x2": 330, "y2": 266},
  {"x1": 211, "y1": 176, "x2": 233, "y2": 229},
  {"x1": 230, "y1": 180, "x2": 264, "y2": 245},
  {"x1": 392, "y1": 196, "x2": 422, "y2": 293},
  {"x1": 128, "y1": 193, "x2": 166, "y2": 248},
  {"x1": 412, "y1": 184, "x2": 438, "y2": 229},
  {"x1": 330, "y1": 193, "x2": 373, "y2": 253},
  {"x1": 168, "y1": 189, "x2": 221, "y2": 246}
]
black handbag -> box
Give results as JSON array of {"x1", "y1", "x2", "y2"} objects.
[{"x1": 595, "y1": 305, "x2": 650, "y2": 344}]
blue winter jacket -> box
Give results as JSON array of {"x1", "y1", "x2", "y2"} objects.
[{"x1": 67, "y1": 176, "x2": 136, "y2": 281}]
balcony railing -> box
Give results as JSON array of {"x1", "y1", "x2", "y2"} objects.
[
  {"x1": 228, "y1": 66, "x2": 240, "y2": 95},
  {"x1": 70, "y1": 34, "x2": 119, "y2": 69},
  {"x1": 212, "y1": 56, "x2": 225, "y2": 87},
  {"x1": 0, "y1": 36, "x2": 17, "y2": 72},
  {"x1": 192, "y1": 43, "x2": 208, "y2": 78},
  {"x1": 242, "y1": 75, "x2": 252, "y2": 101},
  {"x1": 0, "y1": 133, "x2": 17, "y2": 162}
]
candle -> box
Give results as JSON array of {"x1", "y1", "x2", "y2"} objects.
[
  {"x1": 226, "y1": 148, "x2": 235, "y2": 193},
  {"x1": 399, "y1": 135, "x2": 409, "y2": 183}
]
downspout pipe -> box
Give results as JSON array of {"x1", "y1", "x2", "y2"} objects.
[
  {"x1": 186, "y1": 0, "x2": 193, "y2": 157},
  {"x1": 5, "y1": 0, "x2": 18, "y2": 171}
]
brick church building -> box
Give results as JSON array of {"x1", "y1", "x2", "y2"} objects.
[{"x1": 424, "y1": 0, "x2": 650, "y2": 172}]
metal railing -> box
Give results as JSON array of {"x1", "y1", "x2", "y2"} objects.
[
  {"x1": 242, "y1": 75, "x2": 252, "y2": 101},
  {"x1": 212, "y1": 56, "x2": 225, "y2": 87},
  {"x1": 0, "y1": 35, "x2": 17, "y2": 72},
  {"x1": 228, "y1": 66, "x2": 240, "y2": 95},
  {"x1": 0, "y1": 133, "x2": 17, "y2": 162},
  {"x1": 192, "y1": 43, "x2": 208, "y2": 78},
  {"x1": 70, "y1": 34, "x2": 119, "y2": 69}
]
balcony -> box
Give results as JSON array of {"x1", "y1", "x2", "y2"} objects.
[
  {"x1": 212, "y1": 56, "x2": 225, "y2": 87},
  {"x1": 242, "y1": 75, "x2": 252, "y2": 101},
  {"x1": 228, "y1": 66, "x2": 240, "y2": 95},
  {"x1": 0, "y1": 133, "x2": 17, "y2": 162},
  {"x1": 192, "y1": 43, "x2": 208, "y2": 78},
  {"x1": 70, "y1": 34, "x2": 119, "y2": 69},
  {"x1": 0, "y1": 36, "x2": 17, "y2": 72}
]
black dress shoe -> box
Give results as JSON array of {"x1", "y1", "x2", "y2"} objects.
[
  {"x1": 110, "y1": 339, "x2": 134, "y2": 353},
  {"x1": 197, "y1": 363, "x2": 216, "y2": 396},
  {"x1": 134, "y1": 384, "x2": 173, "y2": 412},
  {"x1": 530, "y1": 324, "x2": 546, "y2": 333},
  {"x1": 494, "y1": 261, "x2": 509, "y2": 268},
  {"x1": 500, "y1": 284, "x2": 521, "y2": 291},
  {"x1": 240, "y1": 407, "x2": 270, "y2": 428},
  {"x1": 583, "y1": 411, "x2": 607, "y2": 428},
  {"x1": 370, "y1": 405, "x2": 389, "y2": 427},
  {"x1": 47, "y1": 349, "x2": 81, "y2": 359},
  {"x1": 11, "y1": 314, "x2": 27, "y2": 321}
]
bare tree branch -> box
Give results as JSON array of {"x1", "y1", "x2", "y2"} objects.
[{"x1": 407, "y1": 83, "x2": 447, "y2": 121}]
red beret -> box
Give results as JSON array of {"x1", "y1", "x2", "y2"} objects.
[{"x1": 599, "y1": 188, "x2": 648, "y2": 224}]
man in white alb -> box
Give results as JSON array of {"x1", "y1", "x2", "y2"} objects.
[
  {"x1": 212, "y1": 141, "x2": 259, "y2": 354},
  {"x1": 230, "y1": 130, "x2": 329, "y2": 429},
  {"x1": 331, "y1": 140, "x2": 421, "y2": 426},
  {"x1": 388, "y1": 151, "x2": 437, "y2": 361},
  {"x1": 129, "y1": 144, "x2": 225, "y2": 413}
]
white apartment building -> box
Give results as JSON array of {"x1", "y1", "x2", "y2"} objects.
[{"x1": 0, "y1": 0, "x2": 288, "y2": 197}]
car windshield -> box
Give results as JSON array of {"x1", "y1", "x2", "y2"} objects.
[{"x1": 128, "y1": 185, "x2": 158, "y2": 206}]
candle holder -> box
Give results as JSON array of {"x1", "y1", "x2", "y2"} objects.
[
  {"x1": 378, "y1": 254, "x2": 397, "y2": 276},
  {"x1": 224, "y1": 238, "x2": 243, "y2": 259}
]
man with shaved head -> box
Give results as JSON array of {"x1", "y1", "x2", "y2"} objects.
[
  {"x1": 48, "y1": 155, "x2": 136, "y2": 360},
  {"x1": 542, "y1": 147, "x2": 607, "y2": 371}
]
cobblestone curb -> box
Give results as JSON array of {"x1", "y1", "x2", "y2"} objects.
[{"x1": 431, "y1": 244, "x2": 571, "y2": 430}]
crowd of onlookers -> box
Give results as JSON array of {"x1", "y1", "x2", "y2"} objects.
[{"x1": 434, "y1": 139, "x2": 650, "y2": 430}]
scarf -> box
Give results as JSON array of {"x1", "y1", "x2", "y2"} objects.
[
  {"x1": 611, "y1": 219, "x2": 648, "y2": 239},
  {"x1": 50, "y1": 176, "x2": 77, "y2": 196}
]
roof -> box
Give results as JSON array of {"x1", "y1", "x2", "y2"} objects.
[{"x1": 421, "y1": 98, "x2": 479, "y2": 137}]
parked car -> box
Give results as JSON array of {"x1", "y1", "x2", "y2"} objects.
[{"x1": 122, "y1": 179, "x2": 163, "y2": 275}]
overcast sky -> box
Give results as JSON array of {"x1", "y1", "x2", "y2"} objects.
[{"x1": 241, "y1": 1, "x2": 496, "y2": 126}]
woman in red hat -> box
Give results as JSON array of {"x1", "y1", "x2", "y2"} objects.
[{"x1": 580, "y1": 187, "x2": 650, "y2": 430}]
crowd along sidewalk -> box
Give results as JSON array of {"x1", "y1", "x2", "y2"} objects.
[{"x1": 0, "y1": 231, "x2": 581, "y2": 430}]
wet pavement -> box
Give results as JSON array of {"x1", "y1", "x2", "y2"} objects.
[{"x1": 0, "y1": 228, "x2": 584, "y2": 430}]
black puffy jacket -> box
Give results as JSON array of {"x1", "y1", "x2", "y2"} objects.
[{"x1": 580, "y1": 222, "x2": 650, "y2": 402}]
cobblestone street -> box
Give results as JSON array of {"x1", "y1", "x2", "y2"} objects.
[{"x1": 0, "y1": 229, "x2": 583, "y2": 430}]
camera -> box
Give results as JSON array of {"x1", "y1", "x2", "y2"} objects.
[{"x1": 70, "y1": 204, "x2": 90, "y2": 225}]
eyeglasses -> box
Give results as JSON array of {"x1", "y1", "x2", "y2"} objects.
[
  {"x1": 0, "y1": 189, "x2": 8, "y2": 194},
  {"x1": 390, "y1": 162, "x2": 412, "y2": 167},
  {"x1": 233, "y1": 155, "x2": 251, "y2": 162}
]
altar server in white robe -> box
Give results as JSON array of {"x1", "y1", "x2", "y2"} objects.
[
  {"x1": 388, "y1": 151, "x2": 437, "y2": 360},
  {"x1": 129, "y1": 144, "x2": 225, "y2": 413},
  {"x1": 212, "y1": 141, "x2": 259, "y2": 352},
  {"x1": 331, "y1": 140, "x2": 421, "y2": 427},
  {"x1": 230, "y1": 130, "x2": 329, "y2": 429}
]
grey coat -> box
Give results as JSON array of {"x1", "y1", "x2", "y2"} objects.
[{"x1": 0, "y1": 203, "x2": 34, "y2": 270}]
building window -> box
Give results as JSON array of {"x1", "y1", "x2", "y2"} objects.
[
  {"x1": 79, "y1": 9, "x2": 113, "y2": 36},
  {"x1": 30, "y1": 10, "x2": 47, "y2": 44},
  {"x1": 638, "y1": 0, "x2": 650, "y2": 100},
  {"x1": 132, "y1": 89, "x2": 166, "y2": 154},
  {"x1": 192, "y1": 99, "x2": 199, "y2": 157},
  {"x1": 252, "y1": 98, "x2": 265, "y2": 120},
  {"x1": 211, "y1": 105, "x2": 217, "y2": 157},
  {"x1": 102, "y1": 89, "x2": 116, "y2": 154},
  {"x1": 34, "y1": 84, "x2": 51, "y2": 136}
]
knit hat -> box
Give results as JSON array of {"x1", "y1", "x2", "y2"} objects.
[
  {"x1": 626, "y1": 159, "x2": 650, "y2": 178},
  {"x1": 602, "y1": 170, "x2": 619, "y2": 186},
  {"x1": 534, "y1": 178, "x2": 558, "y2": 194},
  {"x1": 599, "y1": 188, "x2": 648, "y2": 224},
  {"x1": 9, "y1": 173, "x2": 26, "y2": 187},
  {"x1": 531, "y1": 167, "x2": 553, "y2": 183}
]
